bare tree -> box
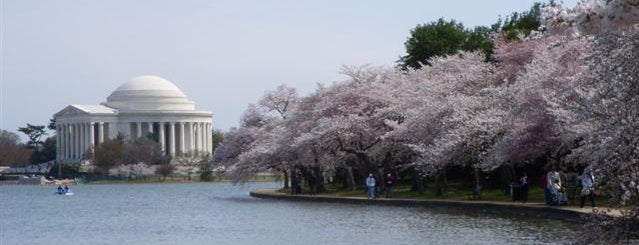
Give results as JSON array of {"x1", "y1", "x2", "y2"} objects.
[
  {"x1": 155, "y1": 164, "x2": 175, "y2": 181},
  {"x1": 86, "y1": 138, "x2": 125, "y2": 174}
]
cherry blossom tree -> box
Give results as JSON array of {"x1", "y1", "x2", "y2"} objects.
[
  {"x1": 380, "y1": 52, "x2": 502, "y2": 193},
  {"x1": 108, "y1": 162, "x2": 156, "y2": 180},
  {"x1": 213, "y1": 85, "x2": 300, "y2": 187},
  {"x1": 546, "y1": 33, "x2": 639, "y2": 243},
  {"x1": 489, "y1": 36, "x2": 588, "y2": 169},
  {"x1": 541, "y1": 0, "x2": 639, "y2": 36}
]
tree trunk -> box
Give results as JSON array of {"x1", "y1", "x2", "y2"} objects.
[
  {"x1": 346, "y1": 166, "x2": 356, "y2": 191},
  {"x1": 313, "y1": 167, "x2": 326, "y2": 193},
  {"x1": 474, "y1": 167, "x2": 480, "y2": 190},
  {"x1": 413, "y1": 173, "x2": 425, "y2": 194},
  {"x1": 311, "y1": 149, "x2": 325, "y2": 193},
  {"x1": 435, "y1": 172, "x2": 445, "y2": 196},
  {"x1": 499, "y1": 165, "x2": 514, "y2": 195},
  {"x1": 282, "y1": 168, "x2": 289, "y2": 189}
]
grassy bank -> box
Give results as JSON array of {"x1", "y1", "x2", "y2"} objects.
[{"x1": 283, "y1": 183, "x2": 610, "y2": 207}]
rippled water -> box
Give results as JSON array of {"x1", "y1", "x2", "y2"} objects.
[{"x1": 1, "y1": 182, "x2": 579, "y2": 244}]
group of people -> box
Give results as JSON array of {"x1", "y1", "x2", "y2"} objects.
[
  {"x1": 538, "y1": 167, "x2": 596, "y2": 208},
  {"x1": 292, "y1": 166, "x2": 597, "y2": 208},
  {"x1": 365, "y1": 173, "x2": 394, "y2": 199},
  {"x1": 291, "y1": 171, "x2": 320, "y2": 195},
  {"x1": 56, "y1": 185, "x2": 70, "y2": 194}
]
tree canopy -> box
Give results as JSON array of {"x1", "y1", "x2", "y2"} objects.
[
  {"x1": 398, "y1": 18, "x2": 482, "y2": 69},
  {"x1": 17, "y1": 124, "x2": 47, "y2": 149}
]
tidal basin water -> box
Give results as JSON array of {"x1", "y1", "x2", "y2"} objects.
[{"x1": 1, "y1": 182, "x2": 580, "y2": 245}]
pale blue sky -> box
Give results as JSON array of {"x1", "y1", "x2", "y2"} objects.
[{"x1": 1, "y1": 0, "x2": 578, "y2": 141}]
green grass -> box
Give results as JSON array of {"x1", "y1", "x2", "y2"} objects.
[
  {"x1": 294, "y1": 184, "x2": 556, "y2": 203},
  {"x1": 298, "y1": 184, "x2": 612, "y2": 207}
]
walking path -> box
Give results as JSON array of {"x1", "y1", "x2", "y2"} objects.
[{"x1": 250, "y1": 189, "x2": 622, "y2": 223}]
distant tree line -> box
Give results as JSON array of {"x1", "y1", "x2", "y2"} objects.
[{"x1": 1, "y1": 123, "x2": 224, "y2": 182}]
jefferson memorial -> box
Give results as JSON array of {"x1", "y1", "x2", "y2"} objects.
[{"x1": 53, "y1": 75, "x2": 213, "y2": 163}]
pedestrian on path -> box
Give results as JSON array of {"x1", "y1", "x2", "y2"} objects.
[
  {"x1": 580, "y1": 170, "x2": 596, "y2": 208},
  {"x1": 519, "y1": 173, "x2": 529, "y2": 203},
  {"x1": 385, "y1": 173, "x2": 394, "y2": 198},
  {"x1": 365, "y1": 173, "x2": 376, "y2": 199}
]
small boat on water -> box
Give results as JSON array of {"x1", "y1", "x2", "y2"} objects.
[
  {"x1": 56, "y1": 186, "x2": 73, "y2": 195},
  {"x1": 56, "y1": 190, "x2": 74, "y2": 195}
]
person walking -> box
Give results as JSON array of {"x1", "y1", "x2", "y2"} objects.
[
  {"x1": 519, "y1": 173, "x2": 529, "y2": 203},
  {"x1": 365, "y1": 173, "x2": 376, "y2": 199},
  {"x1": 545, "y1": 167, "x2": 560, "y2": 205},
  {"x1": 385, "y1": 173, "x2": 394, "y2": 198},
  {"x1": 580, "y1": 171, "x2": 596, "y2": 208}
]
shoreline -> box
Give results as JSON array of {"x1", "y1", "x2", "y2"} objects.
[{"x1": 250, "y1": 188, "x2": 612, "y2": 224}]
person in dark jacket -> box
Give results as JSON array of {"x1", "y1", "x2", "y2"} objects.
[{"x1": 385, "y1": 173, "x2": 394, "y2": 198}]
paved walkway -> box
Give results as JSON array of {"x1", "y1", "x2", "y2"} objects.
[{"x1": 250, "y1": 188, "x2": 622, "y2": 223}]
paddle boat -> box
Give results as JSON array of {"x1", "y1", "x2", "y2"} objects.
[{"x1": 56, "y1": 186, "x2": 74, "y2": 195}]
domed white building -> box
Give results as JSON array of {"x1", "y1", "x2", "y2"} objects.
[{"x1": 53, "y1": 75, "x2": 213, "y2": 162}]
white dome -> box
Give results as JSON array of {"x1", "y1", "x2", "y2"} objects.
[
  {"x1": 103, "y1": 75, "x2": 195, "y2": 111},
  {"x1": 114, "y1": 75, "x2": 187, "y2": 96}
]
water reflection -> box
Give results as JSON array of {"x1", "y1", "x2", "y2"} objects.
[{"x1": 1, "y1": 182, "x2": 579, "y2": 245}]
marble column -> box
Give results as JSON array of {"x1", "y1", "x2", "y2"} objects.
[
  {"x1": 67, "y1": 124, "x2": 72, "y2": 160},
  {"x1": 159, "y1": 122, "x2": 165, "y2": 154},
  {"x1": 203, "y1": 123, "x2": 211, "y2": 153},
  {"x1": 68, "y1": 124, "x2": 73, "y2": 159},
  {"x1": 80, "y1": 123, "x2": 86, "y2": 158},
  {"x1": 98, "y1": 122, "x2": 105, "y2": 143},
  {"x1": 168, "y1": 122, "x2": 175, "y2": 156},
  {"x1": 69, "y1": 124, "x2": 73, "y2": 160},
  {"x1": 72, "y1": 124, "x2": 76, "y2": 159},
  {"x1": 195, "y1": 122, "x2": 204, "y2": 152},
  {"x1": 84, "y1": 123, "x2": 89, "y2": 156},
  {"x1": 206, "y1": 123, "x2": 211, "y2": 154},
  {"x1": 136, "y1": 122, "x2": 142, "y2": 139},
  {"x1": 77, "y1": 123, "x2": 81, "y2": 159},
  {"x1": 63, "y1": 124, "x2": 67, "y2": 160},
  {"x1": 189, "y1": 123, "x2": 195, "y2": 152},
  {"x1": 89, "y1": 122, "x2": 95, "y2": 149},
  {"x1": 147, "y1": 122, "x2": 153, "y2": 135},
  {"x1": 178, "y1": 122, "x2": 185, "y2": 153},
  {"x1": 65, "y1": 124, "x2": 70, "y2": 160},
  {"x1": 202, "y1": 123, "x2": 207, "y2": 152},
  {"x1": 77, "y1": 123, "x2": 82, "y2": 159},
  {"x1": 85, "y1": 123, "x2": 90, "y2": 156}
]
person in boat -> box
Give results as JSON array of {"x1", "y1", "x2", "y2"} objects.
[
  {"x1": 64, "y1": 185, "x2": 69, "y2": 193},
  {"x1": 57, "y1": 185, "x2": 63, "y2": 194}
]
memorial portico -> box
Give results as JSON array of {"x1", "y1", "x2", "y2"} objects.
[{"x1": 53, "y1": 75, "x2": 213, "y2": 163}]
